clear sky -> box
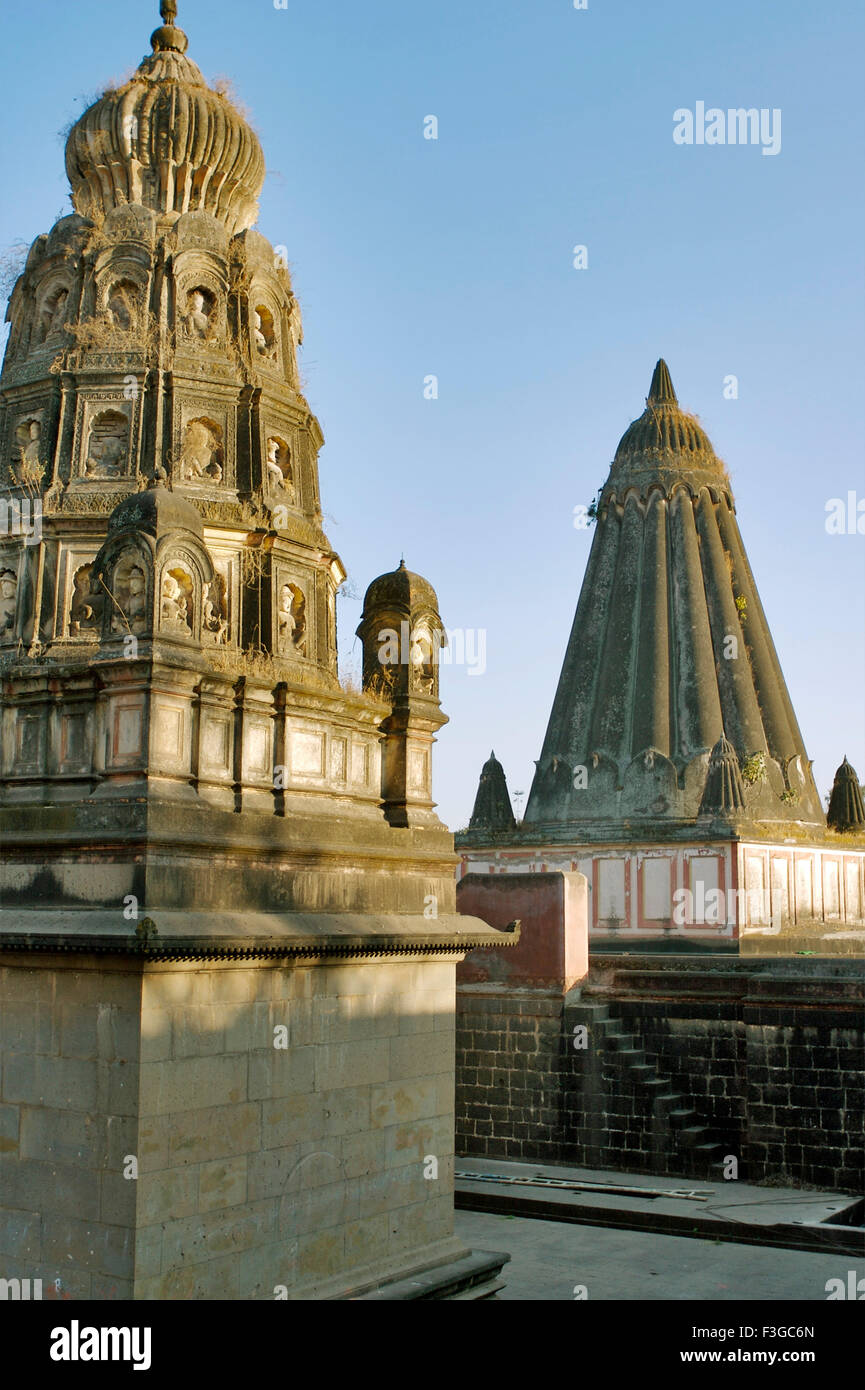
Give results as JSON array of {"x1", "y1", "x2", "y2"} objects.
[{"x1": 1, "y1": 0, "x2": 863, "y2": 828}]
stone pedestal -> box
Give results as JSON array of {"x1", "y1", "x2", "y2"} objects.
[{"x1": 0, "y1": 913, "x2": 512, "y2": 1300}]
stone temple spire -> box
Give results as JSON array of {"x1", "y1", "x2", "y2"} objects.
[
  {"x1": 523, "y1": 360, "x2": 824, "y2": 833},
  {"x1": 469, "y1": 752, "x2": 516, "y2": 832}
]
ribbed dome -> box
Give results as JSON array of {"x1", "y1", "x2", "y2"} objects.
[
  {"x1": 64, "y1": 2, "x2": 265, "y2": 235},
  {"x1": 361, "y1": 560, "x2": 439, "y2": 616},
  {"x1": 607, "y1": 360, "x2": 725, "y2": 498}
]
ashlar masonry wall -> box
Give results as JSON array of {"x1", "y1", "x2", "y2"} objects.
[{"x1": 1, "y1": 952, "x2": 461, "y2": 1299}]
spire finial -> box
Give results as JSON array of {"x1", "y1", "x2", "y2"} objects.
[
  {"x1": 151, "y1": 0, "x2": 188, "y2": 53},
  {"x1": 647, "y1": 358, "x2": 677, "y2": 406}
]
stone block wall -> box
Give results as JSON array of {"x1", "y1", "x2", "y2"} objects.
[
  {"x1": 456, "y1": 988, "x2": 566, "y2": 1162},
  {"x1": 455, "y1": 958, "x2": 865, "y2": 1192},
  {"x1": 0, "y1": 954, "x2": 141, "y2": 1299},
  {"x1": 1, "y1": 951, "x2": 464, "y2": 1299}
]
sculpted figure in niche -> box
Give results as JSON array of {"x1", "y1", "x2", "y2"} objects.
[
  {"x1": 277, "y1": 582, "x2": 306, "y2": 657},
  {"x1": 69, "y1": 563, "x2": 103, "y2": 637},
  {"x1": 265, "y1": 436, "x2": 294, "y2": 500},
  {"x1": 160, "y1": 568, "x2": 192, "y2": 634},
  {"x1": 110, "y1": 559, "x2": 147, "y2": 635},
  {"x1": 178, "y1": 418, "x2": 223, "y2": 484},
  {"x1": 108, "y1": 282, "x2": 138, "y2": 331},
  {"x1": 183, "y1": 288, "x2": 213, "y2": 340},
  {"x1": 203, "y1": 576, "x2": 228, "y2": 644},
  {"x1": 409, "y1": 627, "x2": 436, "y2": 694},
  {"x1": 253, "y1": 306, "x2": 276, "y2": 358},
  {"x1": 41, "y1": 288, "x2": 68, "y2": 340},
  {"x1": 0, "y1": 570, "x2": 17, "y2": 636},
  {"x1": 17, "y1": 420, "x2": 43, "y2": 473},
  {"x1": 85, "y1": 411, "x2": 128, "y2": 478}
]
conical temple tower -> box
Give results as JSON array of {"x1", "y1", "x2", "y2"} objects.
[
  {"x1": 459, "y1": 362, "x2": 865, "y2": 950},
  {"x1": 468, "y1": 752, "x2": 516, "y2": 833},
  {"x1": 0, "y1": 3, "x2": 506, "y2": 1301},
  {"x1": 526, "y1": 359, "x2": 822, "y2": 831}
]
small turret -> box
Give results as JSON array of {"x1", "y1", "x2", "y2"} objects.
[
  {"x1": 698, "y1": 733, "x2": 746, "y2": 817},
  {"x1": 357, "y1": 560, "x2": 447, "y2": 828},
  {"x1": 827, "y1": 757, "x2": 865, "y2": 832}
]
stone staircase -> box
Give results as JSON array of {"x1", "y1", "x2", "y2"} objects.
[{"x1": 565, "y1": 996, "x2": 728, "y2": 1179}]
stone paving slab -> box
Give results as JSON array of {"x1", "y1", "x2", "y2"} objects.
[
  {"x1": 455, "y1": 1157, "x2": 864, "y2": 1257},
  {"x1": 454, "y1": 1208, "x2": 864, "y2": 1302}
]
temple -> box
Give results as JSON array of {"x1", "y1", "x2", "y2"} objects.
[
  {"x1": 459, "y1": 361, "x2": 865, "y2": 952},
  {"x1": 0, "y1": 2, "x2": 507, "y2": 1300}
]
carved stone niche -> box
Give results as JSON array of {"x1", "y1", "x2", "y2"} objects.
[
  {"x1": 37, "y1": 282, "x2": 70, "y2": 343},
  {"x1": 276, "y1": 579, "x2": 307, "y2": 658},
  {"x1": 409, "y1": 622, "x2": 437, "y2": 697},
  {"x1": 0, "y1": 566, "x2": 18, "y2": 643},
  {"x1": 98, "y1": 541, "x2": 152, "y2": 640},
  {"x1": 176, "y1": 416, "x2": 224, "y2": 485},
  {"x1": 68, "y1": 562, "x2": 104, "y2": 638},
  {"x1": 12, "y1": 413, "x2": 45, "y2": 485},
  {"x1": 264, "y1": 433, "x2": 294, "y2": 501},
  {"x1": 105, "y1": 279, "x2": 141, "y2": 332},
  {"x1": 202, "y1": 570, "x2": 229, "y2": 646},
  {"x1": 84, "y1": 408, "x2": 130, "y2": 480},
  {"x1": 155, "y1": 542, "x2": 215, "y2": 645},
  {"x1": 180, "y1": 284, "x2": 217, "y2": 342},
  {"x1": 251, "y1": 301, "x2": 278, "y2": 363}
]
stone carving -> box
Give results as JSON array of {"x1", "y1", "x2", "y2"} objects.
[
  {"x1": 107, "y1": 281, "x2": 139, "y2": 330},
  {"x1": 16, "y1": 419, "x2": 43, "y2": 472},
  {"x1": 265, "y1": 435, "x2": 294, "y2": 498},
  {"x1": 69, "y1": 563, "x2": 103, "y2": 637},
  {"x1": 160, "y1": 569, "x2": 191, "y2": 634},
  {"x1": 109, "y1": 555, "x2": 147, "y2": 635},
  {"x1": 183, "y1": 287, "x2": 213, "y2": 340},
  {"x1": 0, "y1": 569, "x2": 17, "y2": 636},
  {"x1": 410, "y1": 626, "x2": 436, "y2": 694},
  {"x1": 85, "y1": 410, "x2": 128, "y2": 478},
  {"x1": 277, "y1": 582, "x2": 306, "y2": 656},
  {"x1": 178, "y1": 417, "x2": 223, "y2": 484},
  {"x1": 203, "y1": 575, "x2": 229, "y2": 644},
  {"x1": 41, "y1": 288, "x2": 68, "y2": 340},
  {"x1": 253, "y1": 306, "x2": 276, "y2": 359}
]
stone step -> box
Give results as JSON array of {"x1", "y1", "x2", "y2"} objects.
[
  {"x1": 625, "y1": 1063, "x2": 655, "y2": 1081},
  {"x1": 565, "y1": 1002, "x2": 610, "y2": 1024},
  {"x1": 614, "y1": 1048, "x2": 647, "y2": 1066},
  {"x1": 668, "y1": 1108, "x2": 698, "y2": 1128},
  {"x1": 676, "y1": 1126, "x2": 712, "y2": 1149}
]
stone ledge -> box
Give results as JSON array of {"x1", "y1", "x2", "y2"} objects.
[{"x1": 0, "y1": 910, "x2": 519, "y2": 960}]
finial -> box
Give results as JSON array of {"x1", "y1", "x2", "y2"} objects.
[
  {"x1": 647, "y1": 358, "x2": 677, "y2": 406},
  {"x1": 151, "y1": 0, "x2": 188, "y2": 53}
]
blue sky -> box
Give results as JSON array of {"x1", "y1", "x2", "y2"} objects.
[{"x1": 1, "y1": 0, "x2": 863, "y2": 827}]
